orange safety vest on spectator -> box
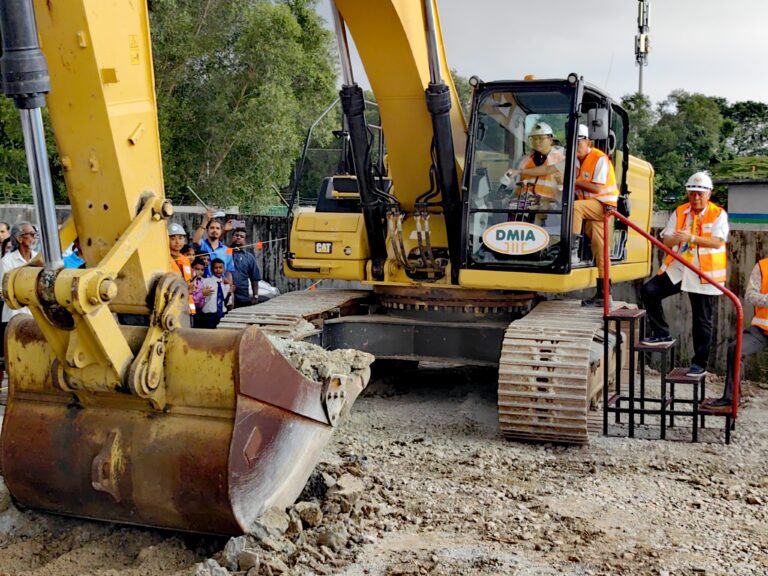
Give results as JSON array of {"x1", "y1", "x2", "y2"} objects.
[
  {"x1": 520, "y1": 154, "x2": 560, "y2": 199},
  {"x1": 575, "y1": 148, "x2": 618, "y2": 207},
  {"x1": 751, "y1": 258, "x2": 768, "y2": 334},
  {"x1": 170, "y1": 254, "x2": 196, "y2": 314},
  {"x1": 657, "y1": 202, "x2": 727, "y2": 285}
]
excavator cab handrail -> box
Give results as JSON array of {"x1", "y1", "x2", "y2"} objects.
[{"x1": 602, "y1": 211, "x2": 744, "y2": 420}]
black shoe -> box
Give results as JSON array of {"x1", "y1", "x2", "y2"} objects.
[
  {"x1": 640, "y1": 335, "x2": 673, "y2": 346},
  {"x1": 686, "y1": 364, "x2": 706, "y2": 377},
  {"x1": 705, "y1": 397, "x2": 731, "y2": 408}
]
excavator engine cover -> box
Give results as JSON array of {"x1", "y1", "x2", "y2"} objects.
[{"x1": 0, "y1": 317, "x2": 367, "y2": 534}]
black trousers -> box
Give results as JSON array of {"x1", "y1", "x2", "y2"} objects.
[
  {"x1": 195, "y1": 312, "x2": 221, "y2": 329},
  {"x1": 640, "y1": 272, "x2": 717, "y2": 368},
  {"x1": 723, "y1": 325, "x2": 768, "y2": 401}
]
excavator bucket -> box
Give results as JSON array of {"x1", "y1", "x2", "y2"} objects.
[{"x1": 0, "y1": 317, "x2": 368, "y2": 535}]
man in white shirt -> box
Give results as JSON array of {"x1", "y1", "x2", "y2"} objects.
[
  {"x1": 0, "y1": 222, "x2": 39, "y2": 323},
  {"x1": 640, "y1": 172, "x2": 729, "y2": 377}
]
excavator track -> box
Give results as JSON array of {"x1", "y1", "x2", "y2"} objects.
[
  {"x1": 218, "y1": 289, "x2": 370, "y2": 339},
  {"x1": 497, "y1": 300, "x2": 610, "y2": 444}
]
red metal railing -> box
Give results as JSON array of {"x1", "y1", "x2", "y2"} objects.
[{"x1": 602, "y1": 211, "x2": 743, "y2": 419}]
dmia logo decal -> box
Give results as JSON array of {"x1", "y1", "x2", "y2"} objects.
[{"x1": 482, "y1": 222, "x2": 550, "y2": 255}]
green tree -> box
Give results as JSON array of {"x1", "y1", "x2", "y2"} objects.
[
  {"x1": 721, "y1": 100, "x2": 768, "y2": 156},
  {"x1": 450, "y1": 69, "x2": 472, "y2": 117},
  {"x1": 0, "y1": 98, "x2": 66, "y2": 205},
  {"x1": 639, "y1": 91, "x2": 724, "y2": 207},
  {"x1": 621, "y1": 92, "x2": 655, "y2": 154},
  {"x1": 150, "y1": 0, "x2": 337, "y2": 212}
]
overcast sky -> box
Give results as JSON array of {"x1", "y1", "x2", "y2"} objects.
[{"x1": 316, "y1": 0, "x2": 768, "y2": 106}]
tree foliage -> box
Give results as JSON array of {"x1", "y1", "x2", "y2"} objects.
[
  {"x1": 450, "y1": 69, "x2": 472, "y2": 117},
  {"x1": 0, "y1": 99, "x2": 65, "y2": 204},
  {"x1": 721, "y1": 100, "x2": 768, "y2": 157},
  {"x1": 150, "y1": 0, "x2": 337, "y2": 212},
  {"x1": 624, "y1": 89, "x2": 768, "y2": 209}
]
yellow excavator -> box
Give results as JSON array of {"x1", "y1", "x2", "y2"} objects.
[
  {"x1": 0, "y1": 0, "x2": 370, "y2": 534},
  {"x1": 275, "y1": 0, "x2": 655, "y2": 443}
]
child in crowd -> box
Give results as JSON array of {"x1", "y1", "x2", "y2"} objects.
[
  {"x1": 190, "y1": 257, "x2": 211, "y2": 327},
  {"x1": 198, "y1": 258, "x2": 232, "y2": 329},
  {"x1": 181, "y1": 243, "x2": 196, "y2": 260},
  {"x1": 196, "y1": 250, "x2": 210, "y2": 273}
]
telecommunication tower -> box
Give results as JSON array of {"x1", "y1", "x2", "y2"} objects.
[{"x1": 635, "y1": 0, "x2": 651, "y2": 95}]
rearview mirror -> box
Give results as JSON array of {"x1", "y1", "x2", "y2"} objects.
[{"x1": 587, "y1": 108, "x2": 609, "y2": 140}]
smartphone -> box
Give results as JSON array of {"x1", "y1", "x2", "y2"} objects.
[{"x1": 232, "y1": 219, "x2": 246, "y2": 229}]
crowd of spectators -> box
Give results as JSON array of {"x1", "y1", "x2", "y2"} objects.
[
  {"x1": 168, "y1": 208, "x2": 267, "y2": 329},
  {"x1": 0, "y1": 210, "x2": 273, "y2": 341}
]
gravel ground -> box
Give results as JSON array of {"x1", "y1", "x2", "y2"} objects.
[{"x1": 0, "y1": 363, "x2": 766, "y2": 575}]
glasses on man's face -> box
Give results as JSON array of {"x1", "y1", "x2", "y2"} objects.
[
  {"x1": 233, "y1": 234, "x2": 246, "y2": 239},
  {"x1": 21, "y1": 231, "x2": 38, "y2": 238},
  {"x1": 687, "y1": 191, "x2": 708, "y2": 197}
]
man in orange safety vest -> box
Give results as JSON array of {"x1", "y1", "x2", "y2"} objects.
[
  {"x1": 640, "y1": 171, "x2": 729, "y2": 378},
  {"x1": 571, "y1": 124, "x2": 619, "y2": 307},
  {"x1": 706, "y1": 257, "x2": 768, "y2": 408}
]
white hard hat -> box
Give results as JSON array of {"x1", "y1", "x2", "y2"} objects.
[
  {"x1": 577, "y1": 124, "x2": 589, "y2": 139},
  {"x1": 685, "y1": 171, "x2": 713, "y2": 193},
  {"x1": 167, "y1": 222, "x2": 186, "y2": 237},
  {"x1": 528, "y1": 122, "x2": 553, "y2": 137}
]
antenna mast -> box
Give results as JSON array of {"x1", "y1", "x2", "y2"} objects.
[{"x1": 635, "y1": 0, "x2": 651, "y2": 95}]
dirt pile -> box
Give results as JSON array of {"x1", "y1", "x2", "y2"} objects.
[{"x1": 267, "y1": 335, "x2": 374, "y2": 383}]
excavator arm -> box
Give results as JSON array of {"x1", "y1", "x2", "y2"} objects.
[{"x1": 0, "y1": 0, "x2": 370, "y2": 534}]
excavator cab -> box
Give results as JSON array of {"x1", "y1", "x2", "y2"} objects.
[{"x1": 464, "y1": 77, "x2": 632, "y2": 274}]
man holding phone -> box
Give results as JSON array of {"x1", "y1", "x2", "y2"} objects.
[
  {"x1": 229, "y1": 226, "x2": 262, "y2": 308},
  {"x1": 192, "y1": 207, "x2": 234, "y2": 285}
]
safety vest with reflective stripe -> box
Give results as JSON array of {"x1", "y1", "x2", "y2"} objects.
[
  {"x1": 575, "y1": 148, "x2": 618, "y2": 207},
  {"x1": 657, "y1": 202, "x2": 727, "y2": 285},
  {"x1": 520, "y1": 152, "x2": 561, "y2": 199},
  {"x1": 751, "y1": 259, "x2": 768, "y2": 334},
  {"x1": 170, "y1": 254, "x2": 196, "y2": 314}
]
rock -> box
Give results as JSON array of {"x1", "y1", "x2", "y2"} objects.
[
  {"x1": 286, "y1": 508, "x2": 303, "y2": 539},
  {"x1": 295, "y1": 501, "x2": 324, "y2": 528},
  {"x1": 254, "y1": 507, "x2": 290, "y2": 537},
  {"x1": 194, "y1": 559, "x2": 230, "y2": 576},
  {"x1": 745, "y1": 495, "x2": 763, "y2": 505},
  {"x1": 221, "y1": 537, "x2": 247, "y2": 571},
  {"x1": 303, "y1": 545, "x2": 325, "y2": 562},
  {"x1": 261, "y1": 557, "x2": 290, "y2": 574},
  {"x1": 332, "y1": 473, "x2": 365, "y2": 497},
  {"x1": 259, "y1": 535, "x2": 296, "y2": 556},
  {"x1": 237, "y1": 549, "x2": 261, "y2": 572},
  {"x1": 299, "y1": 471, "x2": 331, "y2": 501},
  {"x1": 321, "y1": 472, "x2": 338, "y2": 489},
  {"x1": 316, "y1": 526, "x2": 348, "y2": 551}
]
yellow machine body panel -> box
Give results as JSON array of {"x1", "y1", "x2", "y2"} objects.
[
  {"x1": 623, "y1": 153, "x2": 655, "y2": 267},
  {"x1": 34, "y1": 0, "x2": 170, "y2": 312},
  {"x1": 289, "y1": 211, "x2": 370, "y2": 280}
]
